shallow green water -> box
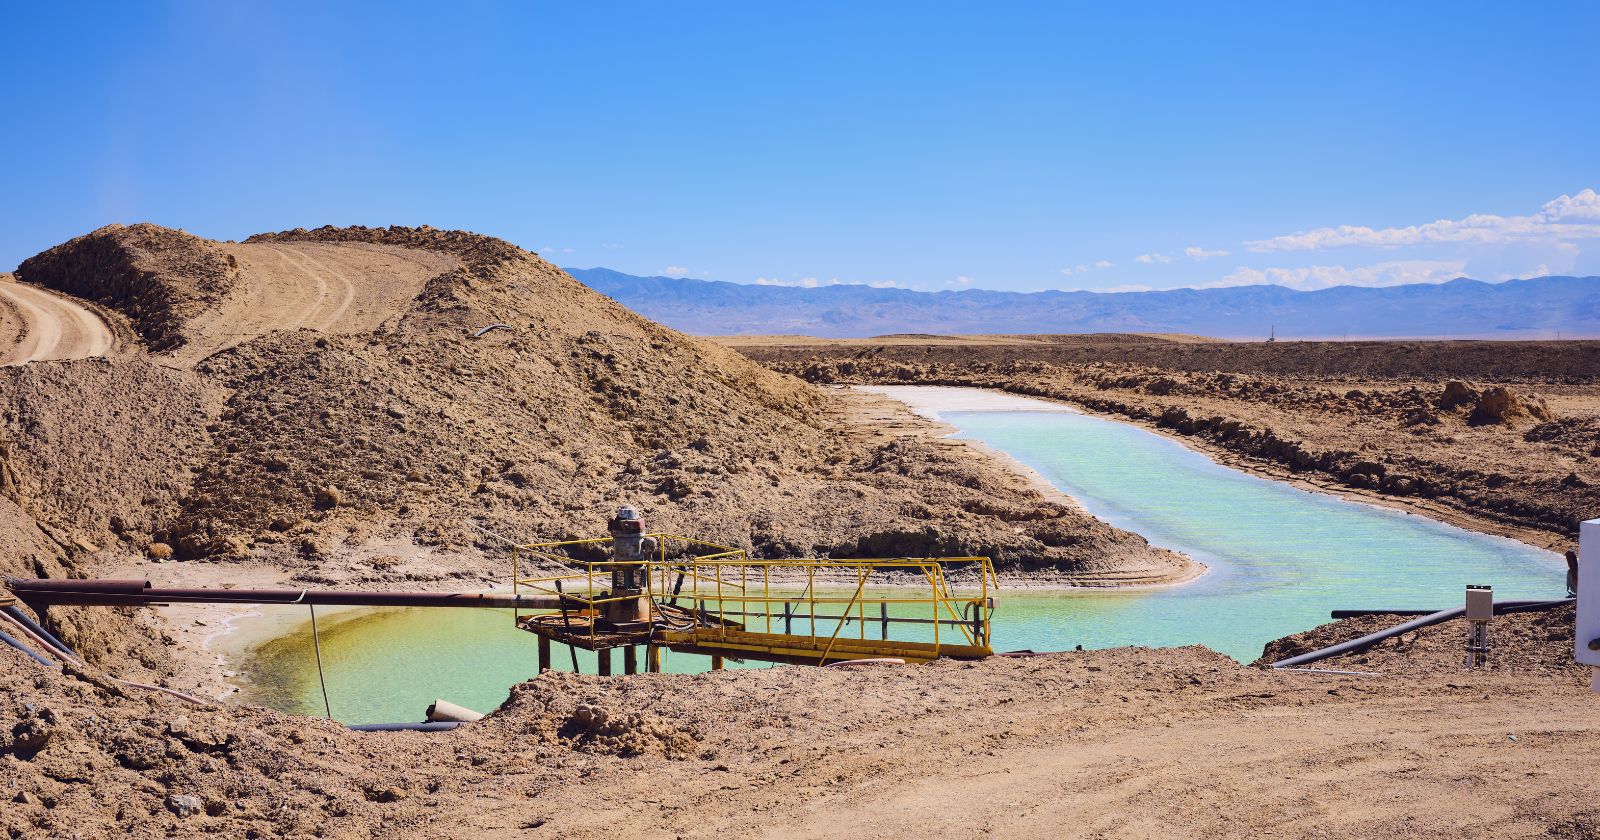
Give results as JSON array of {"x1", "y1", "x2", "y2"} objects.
[
  {"x1": 237, "y1": 390, "x2": 1562, "y2": 724},
  {"x1": 949, "y1": 407, "x2": 1561, "y2": 660}
]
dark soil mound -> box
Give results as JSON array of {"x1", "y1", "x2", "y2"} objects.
[{"x1": 17, "y1": 223, "x2": 238, "y2": 351}]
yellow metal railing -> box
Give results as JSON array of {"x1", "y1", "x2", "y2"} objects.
[{"x1": 511, "y1": 534, "x2": 997, "y2": 662}]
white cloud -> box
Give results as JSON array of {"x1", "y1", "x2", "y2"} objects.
[
  {"x1": 1101, "y1": 284, "x2": 1154, "y2": 293},
  {"x1": 1246, "y1": 188, "x2": 1600, "y2": 252},
  {"x1": 1206, "y1": 259, "x2": 1468, "y2": 291},
  {"x1": 948, "y1": 275, "x2": 975, "y2": 287},
  {"x1": 1135, "y1": 253, "x2": 1173, "y2": 264},
  {"x1": 1061, "y1": 259, "x2": 1114, "y2": 276},
  {"x1": 1496, "y1": 264, "x2": 1551, "y2": 281},
  {"x1": 751, "y1": 276, "x2": 845, "y2": 288},
  {"x1": 1185, "y1": 247, "x2": 1229, "y2": 260},
  {"x1": 869, "y1": 280, "x2": 899, "y2": 288},
  {"x1": 662, "y1": 266, "x2": 689, "y2": 277}
]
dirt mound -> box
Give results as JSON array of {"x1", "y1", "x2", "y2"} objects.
[
  {"x1": 246, "y1": 223, "x2": 527, "y2": 265},
  {"x1": 17, "y1": 224, "x2": 238, "y2": 352},
  {"x1": 1, "y1": 223, "x2": 1186, "y2": 585},
  {"x1": 1437, "y1": 379, "x2": 1554, "y2": 425},
  {"x1": 148, "y1": 225, "x2": 1180, "y2": 581},
  {"x1": 497, "y1": 673, "x2": 704, "y2": 758}
]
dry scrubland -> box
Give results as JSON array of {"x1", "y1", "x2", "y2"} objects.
[
  {"x1": 2, "y1": 229, "x2": 1597, "y2": 837},
  {"x1": 733, "y1": 333, "x2": 1600, "y2": 551}
]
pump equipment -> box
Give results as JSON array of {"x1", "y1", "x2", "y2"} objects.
[{"x1": 605, "y1": 506, "x2": 658, "y2": 626}]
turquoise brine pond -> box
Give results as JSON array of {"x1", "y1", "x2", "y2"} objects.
[
  {"x1": 234, "y1": 387, "x2": 1563, "y2": 724},
  {"x1": 943, "y1": 405, "x2": 1561, "y2": 658}
]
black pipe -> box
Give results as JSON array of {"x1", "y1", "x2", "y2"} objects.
[
  {"x1": 4, "y1": 578, "x2": 562, "y2": 610},
  {"x1": 1332, "y1": 601, "x2": 1572, "y2": 619},
  {"x1": 2, "y1": 605, "x2": 77, "y2": 659},
  {"x1": 1275, "y1": 598, "x2": 1573, "y2": 669},
  {"x1": 347, "y1": 721, "x2": 462, "y2": 732},
  {"x1": 0, "y1": 627, "x2": 58, "y2": 668},
  {"x1": 1330, "y1": 609, "x2": 1436, "y2": 618}
]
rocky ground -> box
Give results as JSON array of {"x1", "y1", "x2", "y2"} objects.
[
  {"x1": 3, "y1": 605, "x2": 1596, "y2": 838},
  {"x1": 732, "y1": 334, "x2": 1600, "y2": 552}
]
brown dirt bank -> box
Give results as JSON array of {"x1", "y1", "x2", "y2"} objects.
[
  {"x1": 723, "y1": 332, "x2": 1600, "y2": 382},
  {"x1": 733, "y1": 334, "x2": 1600, "y2": 550},
  {"x1": 4, "y1": 605, "x2": 1596, "y2": 838}
]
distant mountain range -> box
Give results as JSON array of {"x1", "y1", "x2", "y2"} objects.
[{"x1": 566, "y1": 268, "x2": 1600, "y2": 339}]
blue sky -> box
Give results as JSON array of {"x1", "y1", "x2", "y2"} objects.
[{"x1": 3, "y1": 2, "x2": 1597, "y2": 292}]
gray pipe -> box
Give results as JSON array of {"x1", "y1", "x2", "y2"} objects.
[
  {"x1": 0, "y1": 627, "x2": 59, "y2": 668},
  {"x1": 1331, "y1": 601, "x2": 1572, "y2": 620},
  {"x1": 2, "y1": 605, "x2": 77, "y2": 659},
  {"x1": 347, "y1": 721, "x2": 462, "y2": 732},
  {"x1": 1273, "y1": 598, "x2": 1573, "y2": 669}
]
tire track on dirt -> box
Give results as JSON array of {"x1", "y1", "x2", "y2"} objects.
[
  {"x1": 160, "y1": 242, "x2": 455, "y2": 367},
  {"x1": 0, "y1": 278, "x2": 116, "y2": 365},
  {"x1": 272, "y1": 246, "x2": 357, "y2": 331}
]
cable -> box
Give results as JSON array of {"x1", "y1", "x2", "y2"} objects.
[{"x1": 309, "y1": 605, "x2": 334, "y2": 719}]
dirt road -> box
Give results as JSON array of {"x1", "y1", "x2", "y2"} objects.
[
  {"x1": 0, "y1": 274, "x2": 116, "y2": 365},
  {"x1": 423, "y1": 644, "x2": 1600, "y2": 840},
  {"x1": 162, "y1": 241, "x2": 457, "y2": 366}
]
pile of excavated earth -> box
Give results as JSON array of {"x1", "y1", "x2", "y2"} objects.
[
  {"x1": 732, "y1": 334, "x2": 1600, "y2": 551},
  {"x1": 4, "y1": 229, "x2": 1597, "y2": 837}
]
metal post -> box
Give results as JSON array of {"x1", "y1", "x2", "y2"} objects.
[
  {"x1": 1576, "y1": 520, "x2": 1600, "y2": 693},
  {"x1": 646, "y1": 644, "x2": 662, "y2": 673},
  {"x1": 1464, "y1": 585, "x2": 1492, "y2": 669},
  {"x1": 537, "y1": 635, "x2": 551, "y2": 673},
  {"x1": 624, "y1": 646, "x2": 638, "y2": 675},
  {"x1": 711, "y1": 655, "x2": 724, "y2": 671},
  {"x1": 597, "y1": 648, "x2": 612, "y2": 677}
]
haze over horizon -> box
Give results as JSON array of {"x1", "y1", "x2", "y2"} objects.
[{"x1": 4, "y1": 2, "x2": 1598, "y2": 295}]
